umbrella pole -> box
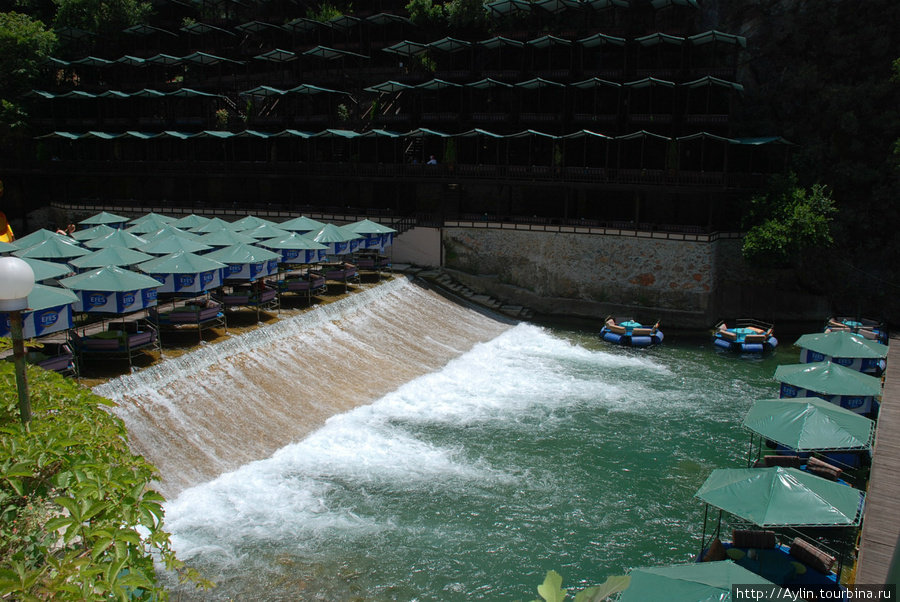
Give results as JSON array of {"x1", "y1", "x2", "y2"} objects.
[{"x1": 700, "y1": 503, "x2": 708, "y2": 559}]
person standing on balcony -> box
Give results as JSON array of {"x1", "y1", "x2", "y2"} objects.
[{"x1": 427, "y1": 155, "x2": 438, "y2": 165}]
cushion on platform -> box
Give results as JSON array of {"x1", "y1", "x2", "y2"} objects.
[
  {"x1": 703, "y1": 538, "x2": 727, "y2": 562},
  {"x1": 789, "y1": 538, "x2": 835, "y2": 574},
  {"x1": 733, "y1": 529, "x2": 777, "y2": 549}
]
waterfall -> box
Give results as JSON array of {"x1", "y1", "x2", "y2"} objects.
[{"x1": 96, "y1": 277, "x2": 514, "y2": 497}]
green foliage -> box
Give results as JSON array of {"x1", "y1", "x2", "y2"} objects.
[
  {"x1": 214, "y1": 108, "x2": 229, "y2": 130},
  {"x1": 530, "y1": 570, "x2": 630, "y2": 602},
  {"x1": 741, "y1": 174, "x2": 836, "y2": 268},
  {"x1": 445, "y1": 0, "x2": 488, "y2": 29},
  {"x1": 0, "y1": 11, "x2": 56, "y2": 93},
  {"x1": 52, "y1": 0, "x2": 153, "y2": 38},
  {"x1": 305, "y1": 1, "x2": 348, "y2": 22},
  {"x1": 406, "y1": 0, "x2": 444, "y2": 28},
  {"x1": 0, "y1": 361, "x2": 211, "y2": 599}
]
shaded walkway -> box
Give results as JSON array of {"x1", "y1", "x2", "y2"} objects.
[{"x1": 856, "y1": 333, "x2": 899, "y2": 583}]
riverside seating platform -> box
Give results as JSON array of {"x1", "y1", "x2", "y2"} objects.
[
  {"x1": 150, "y1": 298, "x2": 226, "y2": 343},
  {"x1": 70, "y1": 320, "x2": 160, "y2": 372}
]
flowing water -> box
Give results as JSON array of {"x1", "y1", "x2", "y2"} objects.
[{"x1": 98, "y1": 277, "x2": 796, "y2": 601}]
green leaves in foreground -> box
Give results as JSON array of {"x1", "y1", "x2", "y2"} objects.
[
  {"x1": 532, "y1": 570, "x2": 631, "y2": 602},
  {"x1": 0, "y1": 361, "x2": 212, "y2": 599}
]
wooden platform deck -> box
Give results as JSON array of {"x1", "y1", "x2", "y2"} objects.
[{"x1": 855, "y1": 333, "x2": 899, "y2": 584}]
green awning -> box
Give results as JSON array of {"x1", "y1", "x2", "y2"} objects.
[
  {"x1": 402, "y1": 128, "x2": 451, "y2": 138},
  {"x1": 515, "y1": 77, "x2": 566, "y2": 89},
  {"x1": 577, "y1": 33, "x2": 626, "y2": 48},
  {"x1": 416, "y1": 79, "x2": 463, "y2": 90},
  {"x1": 695, "y1": 467, "x2": 865, "y2": 527},
  {"x1": 285, "y1": 84, "x2": 348, "y2": 96},
  {"x1": 137, "y1": 249, "x2": 227, "y2": 274},
  {"x1": 619, "y1": 561, "x2": 775, "y2": 602},
  {"x1": 303, "y1": 46, "x2": 369, "y2": 61},
  {"x1": 635, "y1": 32, "x2": 685, "y2": 47},
  {"x1": 457, "y1": 128, "x2": 505, "y2": 138},
  {"x1": 478, "y1": 36, "x2": 524, "y2": 50},
  {"x1": 467, "y1": 78, "x2": 514, "y2": 89},
  {"x1": 240, "y1": 86, "x2": 286, "y2": 98},
  {"x1": 60, "y1": 265, "x2": 162, "y2": 292},
  {"x1": 506, "y1": 129, "x2": 558, "y2": 139},
  {"x1": 485, "y1": 0, "x2": 533, "y2": 16},
  {"x1": 526, "y1": 35, "x2": 573, "y2": 49},
  {"x1": 366, "y1": 13, "x2": 414, "y2": 27},
  {"x1": 684, "y1": 76, "x2": 744, "y2": 92},
  {"x1": 123, "y1": 24, "x2": 178, "y2": 37},
  {"x1": 116, "y1": 55, "x2": 147, "y2": 66},
  {"x1": 253, "y1": 49, "x2": 297, "y2": 62},
  {"x1": 182, "y1": 51, "x2": 243, "y2": 66},
  {"x1": 624, "y1": 77, "x2": 676, "y2": 89},
  {"x1": 9, "y1": 229, "x2": 71, "y2": 249},
  {"x1": 381, "y1": 40, "x2": 429, "y2": 58},
  {"x1": 742, "y1": 397, "x2": 875, "y2": 452},
  {"x1": 427, "y1": 37, "x2": 472, "y2": 53},
  {"x1": 146, "y1": 54, "x2": 182, "y2": 65},
  {"x1": 365, "y1": 81, "x2": 414, "y2": 94},
  {"x1": 571, "y1": 77, "x2": 622, "y2": 89},
  {"x1": 794, "y1": 331, "x2": 888, "y2": 360},
  {"x1": 774, "y1": 361, "x2": 883, "y2": 397},
  {"x1": 688, "y1": 30, "x2": 746, "y2": 48},
  {"x1": 180, "y1": 22, "x2": 236, "y2": 36},
  {"x1": 69, "y1": 246, "x2": 154, "y2": 269},
  {"x1": 141, "y1": 224, "x2": 200, "y2": 242}
]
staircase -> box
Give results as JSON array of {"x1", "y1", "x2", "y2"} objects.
[{"x1": 410, "y1": 270, "x2": 535, "y2": 320}]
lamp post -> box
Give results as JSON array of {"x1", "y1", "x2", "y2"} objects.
[{"x1": 0, "y1": 256, "x2": 36, "y2": 425}]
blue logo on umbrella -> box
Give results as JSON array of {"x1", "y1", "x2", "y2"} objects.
[{"x1": 89, "y1": 293, "x2": 108, "y2": 307}]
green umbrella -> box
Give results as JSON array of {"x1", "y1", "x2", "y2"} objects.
[
  {"x1": 137, "y1": 249, "x2": 227, "y2": 274},
  {"x1": 23, "y1": 283, "x2": 79, "y2": 310},
  {"x1": 78, "y1": 211, "x2": 130, "y2": 225},
  {"x1": 129, "y1": 212, "x2": 175, "y2": 227},
  {"x1": 196, "y1": 229, "x2": 256, "y2": 247},
  {"x1": 0, "y1": 240, "x2": 16, "y2": 253},
  {"x1": 141, "y1": 224, "x2": 201, "y2": 243},
  {"x1": 344, "y1": 218, "x2": 397, "y2": 234},
  {"x1": 71, "y1": 224, "x2": 116, "y2": 241},
  {"x1": 619, "y1": 561, "x2": 776, "y2": 602},
  {"x1": 14, "y1": 237, "x2": 91, "y2": 260},
  {"x1": 231, "y1": 215, "x2": 279, "y2": 231},
  {"x1": 205, "y1": 242, "x2": 280, "y2": 263},
  {"x1": 278, "y1": 216, "x2": 325, "y2": 233},
  {"x1": 140, "y1": 235, "x2": 212, "y2": 256},
  {"x1": 69, "y1": 246, "x2": 154, "y2": 269},
  {"x1": 11, "y1": 229, "x2": 73, "y2": 249},
  {"x1": 794, "y1": 331, "x2": 887, "y2": 360},
  {"x1": 170, "y1": 214, "x2": 212, "y2": 230},
  {"x1": 60, "y1": 265, "x2": 162, "y2": 292},
  {"x1": 20, "y1": 256, "x2": 74, "y2": 281},
  {"x1": 258, "y1": 232, "x2": 328, "y2": 251},
  {"x1": 695, "y1": 467, "x2": 865, "y2": 528},
  {"x1": 241, "y1": 223, "x2": 291, "y2": 240},
  {"x1": 742, "y1": 398, "x2": 874, "y2": 452},
  {"x1": 774, "y1": 361, "x2": 883, "y2": 397},
  {"x1": 83, "y1": 229, "x2": 149, "y2": 250},
  {"x1": 191, "y1": 217, "x2": 240, "y2": 233}
]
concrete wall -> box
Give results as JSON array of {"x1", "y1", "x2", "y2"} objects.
[
  {"x1": 442, "y1": 227, "x2": 718, "y2": 326},
  {"x1": 392, "y1": 226, "x2": 442, "y2": 267}
]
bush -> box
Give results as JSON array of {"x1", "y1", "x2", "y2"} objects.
[{"x1": 0, "y1": 355, "x2": 208, "y2": 599}]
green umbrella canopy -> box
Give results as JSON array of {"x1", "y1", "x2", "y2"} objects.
[
  {"x1": 141, "y1": 224, "x2": 201, "y2": 243},
  {"x1": 137, "y1": 249, "x2": 227, "y2": 274},
  {"x1": 308, "y1": 223, "x2": 363, "y2": 243},
  {"x1": 257, "y1": 232, "x2": 328, "y2": 250},
  {"x1": 619, "y1": 561, "x2": 776, "y2": 602},
  {"x1": 60, "y1": 265, "x2": 161, "y2": 292},
  {"x1": 11, "y1": 229, "x2": 75, "y2": 249},
  {"x1": 14, "y1": 237, "x2": 91, "y2": 260},
  {"x1": 742, "y1": 398, "x2": 874, "y2": 452},
  {"x1": 129, "y1": 212, "x2": 175, "y2": 227},
  {"x1": 278, "y1": 215, "x2": 325, "y2": 233},
  {"x1": 170, "y1": 214, "x2": 212, "y2": 230},
  {"x1": 71, "y1": 224, "x2": 116, "y2": 241},
  {"x1": 795, "y1": 330, "x2": 887, "y2": 359},
  {"x1": 205, "y1": 243, "x2": 280, "y2": 264},
  {"x1": 196, "y1": 229, "x2": 256, "y2": 247},
  {"x1": 78, "y1": 211, "x2": 129, "y2": 225},
  {"x1": 774, "y1": 361, "x2": 883, "y2": 397},
  {"x1": 140, "y1": 235, "x2": 212, "y2": 256},
  {"x1": 241, "y1": 223, "x2": 291, "y2": 240},
  {"x1": 344, "y1": 218, "x2": 397, "y2": 234},
  {"x1": 0, "y1": 240, "x2": 16, "y2": 253},
  {"x1": 83, "y1": 229, "x2": 149, "y2": 250},
  {"x1": 231, "y1": 215, "x2": 279, "y2": 231},
  {"x1": 20, "y1": 257, "x2": 74, "y2": 281},
  {"x1": 69, "y1": 246, "x2": 154, "y2": 269},
  {"x1": 126, "y1": 217, "x2": 179, "y2": 235},
  {"x1": 191, "y1": 217, "x2": 241, "y2": 233},
  {"x1": 23, "y1": 283, "x2": 79, "y2": 311},
  {"x1": 695, "y1": 467, "x2": 865, "y2": 528}
]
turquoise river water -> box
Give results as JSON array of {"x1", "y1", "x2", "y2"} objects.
[{"x1": 128, "y1": 286, "x2": 800, "y2": 601}]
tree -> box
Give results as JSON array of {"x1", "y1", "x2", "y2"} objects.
[
  {"x1": 52, "y1": 0, "x2": 152, "y2": 38},
  {"x1": 741, "y1": 173, "x2": 836, "y2": 268},
  {"x1": 0, "y1": 11, "x2": 56, "y2": 93}
]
